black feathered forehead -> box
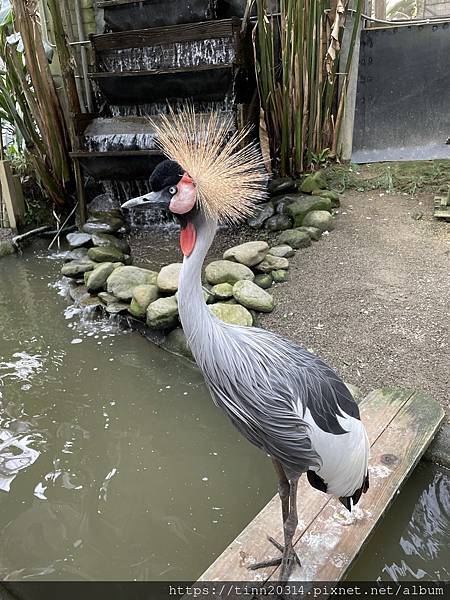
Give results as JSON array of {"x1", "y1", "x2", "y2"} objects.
[{"x1": 150, "y1": 160, "x2": 184, "y2": 192}]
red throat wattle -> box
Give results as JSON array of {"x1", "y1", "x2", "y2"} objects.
[{"x1": 180, "y1": 222, "x2": 196, "y2": 257}]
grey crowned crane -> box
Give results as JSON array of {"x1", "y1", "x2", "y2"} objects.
[{"x1": 122, "y1": 108, "x2": 370, "y2": 581}]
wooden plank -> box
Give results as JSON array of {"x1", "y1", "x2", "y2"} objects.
[
  {"x1": 70, "y1": 150, "x2": 161, "y2": 158},
  {"x1": 268, "y1": 390, "x2": 444, "y2": 582},
  {"x1": 91, "y1": 19, "x2": 242, "y2": 51},
  {"x1": 199, "y1": 388, "x2": 416, "y2": 581},
  {"x1": 90, "y1": 63, "x2": 234, "y2": 78}
]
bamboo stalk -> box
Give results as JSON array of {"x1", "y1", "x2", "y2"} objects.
[{"x1": 252, "y1": 0, "x2": 362, "y2": 175}]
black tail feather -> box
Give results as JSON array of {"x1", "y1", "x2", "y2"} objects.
[{"x1": 340, "y1": 472, "x2": 370, "y2": 512}]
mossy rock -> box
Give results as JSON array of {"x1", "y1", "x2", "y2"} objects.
[
  {"x1": 61, "y1": 259, "x2": 97, "y2": 278},
  {"x1": 129, "y1": 284, "x2": 159, "y2": 319},
  {"x1": 311, "y1": 189, "x2": 341, "y2": 208},
  {"x1": 88, "y1": 245, "x2": 124, "y2": 263},
  {"x1": 211, "y1": 282, "x2": 234, "y2": 300},
  {"x1": 107, "y1": 266, "x2": 158, "y2": 301},
  {"x1": 296, "y1": 226, "x2": 322, "y2": 241},
  {"x1": 300, "y1": 171, "x2": 328, "y2": 193},
  {"x1": 286, "y1": 196, "x2": 332, "y2": 226},
  {"x1": 233, "y1": 280, "x2": 274, "y2": 313},
  {"x1": 272, "y1": 269, "x2": 288, "y2": 283},
  {"x1": 254, "y1": 273, "x2": 273, "y2": 289},
  {"x1": 146, "y1": 296, "x2": 179, "y2": 330},
  {"x1": 205, "y1": 260, "x2": 255, "y2": 285},
  {"x1": 277, "y1": 229, "x2": 311, "y2": 249},
  {"x1": 209, "y1": 303, "x2": 253, "y2": 326},
  {"x1": 163, "y1": 328, "x2": 193, "y2": 360},
  {"x1": 86, "y1": 262, "x2": 116, "y2": 293},
  {"x1": 302, "y1": 210, "x2": 335, "y2": 232}
]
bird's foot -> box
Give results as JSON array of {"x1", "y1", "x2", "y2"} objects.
[
  {"x1": 248, "y1": 536, "x2": 301, "y2": 572},
  {"x1": 279, "y1": 544, "x2": 299, "y2": 582}
]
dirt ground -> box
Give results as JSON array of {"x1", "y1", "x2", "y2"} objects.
[
  {"x1": 262, "y1": 191, "x2": 450, "y2": 414},
  {"x1": 130, "y1": 191, "x2": 449, "y2": 413}
]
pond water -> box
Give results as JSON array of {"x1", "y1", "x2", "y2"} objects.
[{"x1": 0, "y1": 245, "x2": 448, "y2": 582}]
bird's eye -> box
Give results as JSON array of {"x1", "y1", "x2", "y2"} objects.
[{"x1": 169, "y1": 186, "x2": 177, "y2": 195}]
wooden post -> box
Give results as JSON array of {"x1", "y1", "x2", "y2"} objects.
[
  {"x1": 374, "y1": 0, "x2": 386, "y2": 19},
  {"x1": 0, "y1": 160, "x2": 25, "y2": 231},
  {"x1": 73, "y1": 158, "x2": 87, "y2": 225}
]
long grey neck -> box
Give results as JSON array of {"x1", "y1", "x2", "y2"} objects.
[{"x1": 177, "y1": 213, "x2": 218, "y2": 361}]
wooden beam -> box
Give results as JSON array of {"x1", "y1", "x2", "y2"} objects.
[{"x1": 91, "y1": 19, "x2": 242, "y2": 52}]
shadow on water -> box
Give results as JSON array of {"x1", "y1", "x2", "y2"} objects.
[{"x1": 0, "y1": 244, "x2": 448, "y2": 581}]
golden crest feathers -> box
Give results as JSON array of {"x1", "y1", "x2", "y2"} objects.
[{"x1": 150, "y1": 106, "x2": 267, "y2": 223}]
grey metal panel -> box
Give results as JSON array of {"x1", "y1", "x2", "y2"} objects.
[{"x1": 352, "y1": 22, "x2": 450, "y2": 163}]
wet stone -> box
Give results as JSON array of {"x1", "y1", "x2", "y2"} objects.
[
  {"x1": 66, "y1": 232, "x2": 92, "y2": 249},
  {"x1": 88, "y1": 245, "x2": 125, "y2": 263},
  {"x1": 91, "y1": 233, "x2": 130, "y2": 254},
  {"x1": 86, "y1": 262, "x2": 116, "y2": 293},
  {"x1": 163, "y1": 328, "x2": 193, "y2": 360},
  {"x1": 69, "y1": 284, "x2": 89, "y2": 303},
  {"x1": 64, "y1": 248, "x2": 89, "y2": 262},
  {"x1": 105, "y1": 301, "x2": 130, "y2": 315},
  {"x1": 82, "y1": 216, "x2": 124, "y2": 235},
  {"x1": 87, "y1": 194, "x2": 121, "y2": 214},
  {"x1": 98, "y1": 292, "x2": 117, "y2": 305},
  {"x1": 61, "y1": 259, "x2": 97, "y2": 278}
]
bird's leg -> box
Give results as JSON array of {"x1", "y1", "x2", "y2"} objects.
[
  {"x1": 249, "y1": 462, "x2": 300, "y2": 572},
  {"x1": 272, "y1": 457, "x2": 290, "y2": 524},
  {"x1": 279, "y1": 478, "x2": 300, "y2": 582}
]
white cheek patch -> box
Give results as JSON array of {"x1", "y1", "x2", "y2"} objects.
[{"x1": 169, "y1": 182, "x2": 197, "y2": 215}]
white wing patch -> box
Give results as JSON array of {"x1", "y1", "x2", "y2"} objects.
[{"x1": 302, "y1": 408, "x2": 369, "y2": 497}]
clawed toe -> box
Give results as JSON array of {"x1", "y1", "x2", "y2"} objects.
[
  {"x1": 248, "y1": 536, "x2": 301, "y2": 573},
  {"x1": 248, "y1": 557, "x2": 282, "y2": 570}
]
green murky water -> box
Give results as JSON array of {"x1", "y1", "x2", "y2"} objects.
[{"x1": 0, "y1": 244, "x2": 448, "y2": 582}]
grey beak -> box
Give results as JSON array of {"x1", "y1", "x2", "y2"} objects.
[
  {"x1": 121, "y1": 192, "x2": 159, "y2": 210},
  {"x1": 121, "y1": 188, "x2": 173, "y2": 210}
]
